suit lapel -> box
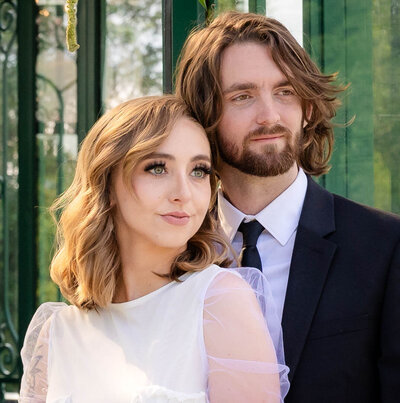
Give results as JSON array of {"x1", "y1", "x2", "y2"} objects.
[{"x1": 282, "y1": 177, "x2": 337, "y2": 381}]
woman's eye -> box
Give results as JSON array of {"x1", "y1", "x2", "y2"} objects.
[
  {"x1": 192, "y1": 169, "x2": 205, "y2": 178},
  {"x1": 191, "y1": 166, "x2": 211, "y2": 178},
  {"x1": 150, "y1": 166, "x2": 165, "y2": 175},
  {"x1": 145, "y1": 163, "x2": 167, "y2": 175}
]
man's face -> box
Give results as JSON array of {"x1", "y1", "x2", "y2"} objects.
[{"x1": 217, "y1": 42, "x2": 306, "y2": 177}]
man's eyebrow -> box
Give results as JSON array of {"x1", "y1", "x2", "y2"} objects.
[
  {"x1": 222, "y1": 82, "x2": 257, "y2": 94},
  {"x1": 222, "y1": 80, "x2": 294, "y2": 95},
  {"x1": 276, "y1": 80, "x2": 292, "y2": 88},
  {"x1": 144, "y1": 153, "x2": 211, "y2": 162}
]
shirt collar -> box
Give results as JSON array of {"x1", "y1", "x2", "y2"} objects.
[{"x1": 218, "y1": 168, "x2": 308, "y2": 246}]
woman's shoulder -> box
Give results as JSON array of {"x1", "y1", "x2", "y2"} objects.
[
  {"x1": 182, "y1": 265, "x2": 244, "y2": 291},
  {"x1": 20, "y1": 302, "x2": 69, "y2": 369},
  {"x1": 199, "y1": 265, "x2": 269, "y2": 290},
  {"x1": 27, "y1": 302, "x2": 69, "y2": 332}
]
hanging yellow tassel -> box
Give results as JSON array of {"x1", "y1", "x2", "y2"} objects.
[{"x1": 65, "y1": 0, "x2": 80, "y2": 52}]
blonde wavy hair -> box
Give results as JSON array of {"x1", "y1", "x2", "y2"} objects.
[
  {"x1": 50, "y1": 95, "x2": 231, "y2": 310},
  {"x1": 176, "y1": 11, "x2": 347, "y2": 176}
]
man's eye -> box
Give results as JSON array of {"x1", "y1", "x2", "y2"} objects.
[
  {"x1": 232, "y1": 94, "x2": 251, "y2": 102},
  {"x1": 278, "y1": 88, "x2": 295, "y2": 96}
]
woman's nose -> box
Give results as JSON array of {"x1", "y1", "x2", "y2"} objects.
[{"x1": 169, "y1": 174, "x2": 191, "y2": 203}]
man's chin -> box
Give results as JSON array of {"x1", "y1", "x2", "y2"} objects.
[{"x1": 233, "y1": 150, "x2": 296, "y2": 177}]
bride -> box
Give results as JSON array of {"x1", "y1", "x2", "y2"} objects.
[{"x1": 19, "y1": 95, "x2": 289, "y2": 402}]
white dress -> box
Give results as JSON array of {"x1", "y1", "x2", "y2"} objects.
[{"x1": 19, "y1": 265, "x2": 289, "y2": 403}]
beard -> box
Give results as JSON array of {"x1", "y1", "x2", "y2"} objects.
[{"x1": 217, "y1": 124, "x2": 301, "y2": 177}]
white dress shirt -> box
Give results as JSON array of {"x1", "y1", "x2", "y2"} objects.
[{"x1": 218, "y1": 168, "x2": 308, "y2": 322}]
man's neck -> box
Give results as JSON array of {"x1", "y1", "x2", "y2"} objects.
[{"x1": 219, "y1": 163, "x2": 299, "y2": 215}]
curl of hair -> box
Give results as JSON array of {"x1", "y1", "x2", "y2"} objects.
[
  {"x1": 50, "y1": 95, "x2": 231, "y2": 310},
  {"x1": 175, "y1": 11, "x2": 347, "y2": 176}
]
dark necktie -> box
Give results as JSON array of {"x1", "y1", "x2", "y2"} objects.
[{"x1": 238, "y1": 220, "x2": 264, "y2": 271}]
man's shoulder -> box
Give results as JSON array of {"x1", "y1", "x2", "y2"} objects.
[
  {"x1": 305, "y1": 177, "x2": 400, "y2": 236},
  {"x1": 323, "y1": 189, "x2": 400, "y2": 240},
  {"x1": 332, "y1": 191, "x2": 400, "y2": 227}
]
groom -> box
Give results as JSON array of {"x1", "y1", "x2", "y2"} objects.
[{"x1": 176, "y1": 11, "x2": 400, "y2": 403}]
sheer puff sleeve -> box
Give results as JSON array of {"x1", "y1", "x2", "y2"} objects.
[
  {"x1": 203, "y1": 268, "x2": 289, "y2": 402},
  {"x1": 19, "y1": 302, "x2": 67, "y2": 403}
]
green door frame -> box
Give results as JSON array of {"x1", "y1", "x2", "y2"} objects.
[
  {"x1": 76, "y1": 0, "x2": 106, "y2": 144},
  {"x1": 303, "y1": 0, "x2": 374, "y2": 204},
  {"x1": 17, "y1": 0, "x2": 38, "y2": 355}
]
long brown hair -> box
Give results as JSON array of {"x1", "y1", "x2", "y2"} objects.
[
  {"x1": 176, "y1": 11, "x2": 346, "y2": 176},
  {"x1": 50, "y1": 95, "x2": 230, "y2": 310}
]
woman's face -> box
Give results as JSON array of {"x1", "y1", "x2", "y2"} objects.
[{"x1": 112, "y1": 116, "x2": 212, "y2": 253}]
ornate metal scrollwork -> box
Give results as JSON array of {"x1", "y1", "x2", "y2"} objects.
[
  {"x1": 0, "y1": 323, "x2": 17, "y2": 377},
  {"x1": 0, "y1": 0, "x2": 18, "y2": 385},
  {"x1": 0, "y1": 0, "x2": 17, "y2": 55}
]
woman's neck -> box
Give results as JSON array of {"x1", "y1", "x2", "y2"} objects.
[{"x1": 113, "y1": 236, "x2": 184, "y2": 302}]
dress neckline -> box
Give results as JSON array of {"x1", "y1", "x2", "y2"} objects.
[{"x1": 108, "y1": 271, "x2": 192, "y2": 309}]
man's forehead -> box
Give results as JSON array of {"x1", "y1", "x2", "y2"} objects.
[{"x1": 219, "y1": 42, "x2": 292, "y2": 90}]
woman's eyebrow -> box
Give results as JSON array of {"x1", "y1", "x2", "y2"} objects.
[{"x1": 144, "y1": 153, "x2": 211, "y2": 162}]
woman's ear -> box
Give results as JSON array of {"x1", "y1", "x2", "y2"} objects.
[
  {"x1": 109, "y1": 192, "x2": 116, "y2": 207},
  {"x1": 109, "y1": 177, "x2": 116, "y2": 207}
]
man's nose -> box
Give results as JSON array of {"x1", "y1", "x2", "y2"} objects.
[
  {"x1": 256, "y1": 96, "x2": 280, "y2": 126},
  {"x1": 169, "y1": 173, "x2": 191, "y2": 203}
]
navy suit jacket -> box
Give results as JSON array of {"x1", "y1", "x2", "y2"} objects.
[{"x1": 282, "y1": 176, "x2": 400, "y2": 402}]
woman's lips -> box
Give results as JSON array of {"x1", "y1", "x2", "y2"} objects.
[{"x1": 160, "y1": 212, "x2": 190, "y2": 226}]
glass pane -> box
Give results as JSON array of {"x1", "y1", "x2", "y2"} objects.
[
  {"x1": 104, "y1": 0, "x2": 163, "y2": 109},
  {"x1": 373, "y1": 0, "x2": 400, "y2": 214},
  {"x1": 0, "y1": 0, "x2": 19, "y2": 397},
  {"x1": 36, "y1": 2, "x2": 78, "y2": 303},
  {"x1": 266, "y1": 0, "x2": 303, "y2": 46},
  {"x1": 217, "y1": 0, "x2": 248, "y2": 13}
]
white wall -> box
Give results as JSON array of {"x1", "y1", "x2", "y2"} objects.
[{"x1": 265, "y1": 0, "x2": 303, "y2": 46}]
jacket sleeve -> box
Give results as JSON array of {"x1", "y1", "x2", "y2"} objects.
[{"x1": 379, "y1": 240, "x2": 400, "y2": 402}]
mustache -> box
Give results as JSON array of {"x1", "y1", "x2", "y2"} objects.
[{"x1": 248, "y1": 124, "x2": 291, "y2": 138}]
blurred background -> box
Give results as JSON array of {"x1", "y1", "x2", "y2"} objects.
[{"x1": 0, "y1": 0, "x2": 398, "y2": 399}]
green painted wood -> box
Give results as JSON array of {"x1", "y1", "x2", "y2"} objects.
[
  {"x1": 169, "y1": 0, "x2": 203, "y2": 91},
  {"x1": 303, "y1": 0, "x2": 324, "y2": 187},
  {"x1": 322, "y1": 0, "x2": 348, "y2": 197},
  {"x1": 163, "y1": 0, "x2": 173, "y2": 93},
  {"x1": 303, "y1": 0, "x2": 322, "y2": 69},
  {"x1": 345, "y1": 0, "x2": 374, "y2": 205},
  {"x1": 76, "y1": 0, "x2": 106, "y2": 143},
  {"x1": 249, "y1": 0, "x2": 266, "y2": 14},
  {"x1": 17, "y1": 0, "x2": 38, "y2": 349},
  {"x1": 305, "y1": 0, "x2": 374, "y2": 205}
]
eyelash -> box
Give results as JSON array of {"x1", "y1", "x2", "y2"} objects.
[
  {"x1": 144, "y1": 161, "x2": 212, "y2": 178},
  {"x1": 144, "y1": 161, "x2": 167, "y2": 175},
  {"x1": 192, "y1": 164, "x2": 212, "y2": 178}
]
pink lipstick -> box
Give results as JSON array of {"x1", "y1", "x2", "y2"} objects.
[{"x1": 161, "y1": 212, "x2": 190, "y2": 226}]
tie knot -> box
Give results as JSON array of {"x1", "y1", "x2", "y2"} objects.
[{"x1": 238, "y1": 220, "x2": 264, "y2": 247}]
